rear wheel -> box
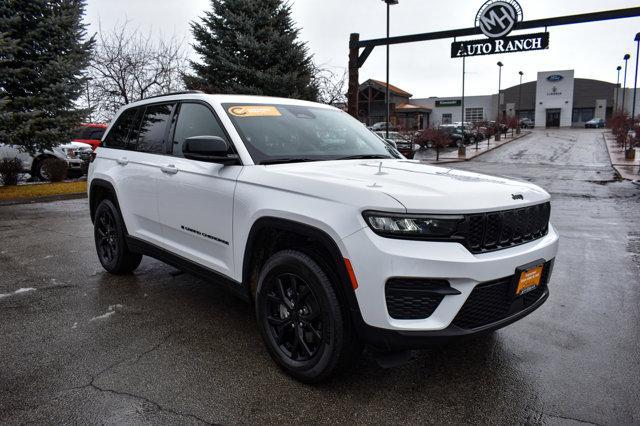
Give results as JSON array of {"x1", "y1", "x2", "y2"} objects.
[
  {"x1": 94, "y1": 199, "x2": 142, "y2": 274},
  {"x1": 255, "y1": 250, "x2": 362, "y2": 383},
  {"x1": 33, "y1": 159, "x2": 50, "y2": 181}
]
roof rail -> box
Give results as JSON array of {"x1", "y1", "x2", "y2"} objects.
[{"x1": 143, "y1": 90, "x2": 205, "y2": 100}]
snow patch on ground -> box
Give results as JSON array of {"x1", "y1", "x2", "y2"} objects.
[
  {"x1": 89, "y1": 304, "x2": 124, "y2": 322},
  {"x1": 0, "y1": 287, "x2": 36, "y2": 299}
]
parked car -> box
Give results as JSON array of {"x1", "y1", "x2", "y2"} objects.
[
  {"x1": 369, "y1": 122, "x2": 397, "y2": 131},
  {"x1": 374, "y1": 131, "x2": 415, "y2": 158},
  {"x1": 439, "y1": 124, "x2": 480, "y2": 145},
  {"x1": 520, "y1": 118, "x2": 535, "y2": 129},
  {"x1": 489, "y1": 121, "x2": 508, "y2": 134},
  {"x1": 0, "y1": 141, "x2": 92, "y2": 180},
  {"x1": 585, "y1": 118, "x2": 605, "y2": 128},
  {"x1": 89, "y1": 93, "x2": 558, "y2": 383},
  {"x1": 71, "y1": 123, "x2": 108, "y2": 150}
]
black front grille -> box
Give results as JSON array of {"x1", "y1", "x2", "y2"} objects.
[
  {"x1": 463, "y1": 203, "x2": 550, "y2": 254},
  {"x1": 452, "y1": 260, "x2": 553, "y2": 330},
  {"x1": 385, "y1": 279, "x2": 451, "y2": 320}
]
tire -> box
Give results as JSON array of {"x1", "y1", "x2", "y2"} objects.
[
  {"x1": 426, "y1": 141, "x2": 433, "y2": 149},
  {"x1": 33, "y1": 159, "x2": 49, "y2": 181},
  {"x1": 255, "y1": 249, "x2": 362, "y2": 383},
  {"x1": 93, "y1": 199, "x2": 142, "y2": 274},
  {"x1": 468, "y1": 137, "x2": 476, "y2": 145}
]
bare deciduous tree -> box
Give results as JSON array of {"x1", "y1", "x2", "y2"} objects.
[
  {"x1": 314, "y1": 67, "x2": 347, "y2": 106},
  {"x1": 86, "y1": 22, "x2": 188, "y2": 121}
]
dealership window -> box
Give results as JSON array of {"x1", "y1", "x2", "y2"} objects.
[
  {"x1": 572, "y1": 108, "x2": 595, "y2": 122},
  {"x1": 518, "y1": 110, "x2": 535, "y2": 120},
  {"x1": 465, "y1": 108, "x2": 484, "y2": 123},
  {"x1": 442, "y1": 113, "x2": 452, "y2": 124}
]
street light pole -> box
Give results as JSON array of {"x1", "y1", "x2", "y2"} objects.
[
  {"x1": 383, "y1": 0, "x2": 398, "y2": 139},
  {"x1": 622, "y1": 53, "x2": 630, "y2": 152},
  {"x1": 496, "y1": 61, "x2": 503, "y2": 141},
  {"x1": 632, "y1": 33, "x2": 640, "y2": 122},
  {"x1": 622, "y1": 54, "x2": 630, "y2": 115},
  {"x1": 497, "y1": 62, "x2": 503, "y2": 120},
  {"x1": 615, "y1": 65, "x2": 622, "y2": 115},
  {"x1": 517, "y1": 71, "x2": 523, "y2": 134},
  {"x1": 462, "y1": 56, "x2": 467, "y2": 144}
]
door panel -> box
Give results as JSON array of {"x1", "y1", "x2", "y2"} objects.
[
  {"x1": 158, "y1": 160, "x2": 241, "y2": 276},
  {"x1": 157, "y1": 102, "x2": 241, "y2": 277},
  {"x1": 101, "y1": 103, "x2": 175, "y2": 247}
]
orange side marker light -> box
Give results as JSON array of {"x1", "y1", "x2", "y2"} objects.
[{"x1": 344, "y1": 258, "x2": 359, "y2": 290}]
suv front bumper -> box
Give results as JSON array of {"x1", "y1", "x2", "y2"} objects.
[{"x1": 341, "y1": 224, "x2": 559, "y2": 349}]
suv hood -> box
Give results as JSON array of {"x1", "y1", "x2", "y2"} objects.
[{"x1": 261, "y1": 159, "x2": 549, "y2": 213}]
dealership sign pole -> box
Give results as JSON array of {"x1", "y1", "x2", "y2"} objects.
[{"x1": 347, "y1": 5, "x2": 640, "y2": 118}]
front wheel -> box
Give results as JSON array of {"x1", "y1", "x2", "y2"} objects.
[
  {"x1": 255, "y1": 250, "x2": 362, "y2": 383},
  {"x1": 94, "y1": 199, "x2": 142, "y2": 274}
]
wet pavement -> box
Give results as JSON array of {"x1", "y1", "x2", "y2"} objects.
[{"x1": 1, "y1": 128, "x2": 639, "y2": 424}]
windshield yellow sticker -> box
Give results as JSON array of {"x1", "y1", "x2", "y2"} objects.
[{"x1": 228, "y1": 105, "x2": 281, "y2": 117}]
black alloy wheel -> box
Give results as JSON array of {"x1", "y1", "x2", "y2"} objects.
[
  {"x1": 96, "y1": 208, "x2": 118, "y2": 265},
  {"x1": 93, "y1": 199, "x2": 142, "y2": 274},
  {"x1": 264, "y1": 272, "x2": 323, "y2": 362},
  {"x1": 255, "y1": 250, "x2": 362, "y2": 383}
]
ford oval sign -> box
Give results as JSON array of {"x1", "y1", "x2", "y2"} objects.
[
  {"x1": 475, "y1": 0, "x2": 523, "y2": 39},
  {"x1": 547, "y1": 74, "x2": 564, "y2": 82}
]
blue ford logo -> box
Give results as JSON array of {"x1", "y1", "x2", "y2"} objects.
[{"x1": 547, "y1": 74, "x2": 564, "y2": 82}]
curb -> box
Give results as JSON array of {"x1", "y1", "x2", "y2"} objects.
[
  {"x1": 601, "y1": 132, "x2": 639, "y2": 181},
  {"x1": 420, "y1": 131, "x2": 532, "y2": 164},
  {"x1": 0, "y1": 192, "x2": 87, "y2": 206}
]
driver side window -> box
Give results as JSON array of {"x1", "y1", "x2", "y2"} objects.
[{"x1": 172, "y1": 103, "x2": 230, "y2": 157}]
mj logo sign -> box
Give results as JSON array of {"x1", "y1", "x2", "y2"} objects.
[
  {"x1": 475, "y1": 0, "x2": 523, "y2": 38},
  {"x1": 452, "y1": 1, "x2": 549, "y2": 58}
]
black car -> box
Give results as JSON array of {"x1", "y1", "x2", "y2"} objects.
[
  {"x1": 520, "y1": 118, "x2": 535, "y2": 129},
  {"x1": 374, "y1": 131, "x2": 415, "y2": 158},
  {"x1": 488, "y1": 121, "x2": 508, "y2": 134},
  {"x1": 585, "y1": 118, "x2": 605, "y2": 128},
  {"x1": 440, "y1": 125, "x2": 480, "y2": 145}
]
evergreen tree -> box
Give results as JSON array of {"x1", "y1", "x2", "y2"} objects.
[
  {"x1": 186, "y1": 0, "x2": 318, "y2": 101},
  {"x1": 0, "y1": 0, "x2": 94, "y2": 153}
]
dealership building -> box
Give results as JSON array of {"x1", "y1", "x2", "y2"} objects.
[{"x1": 357, "y1": 69, "x2": 640, "y2": 129}]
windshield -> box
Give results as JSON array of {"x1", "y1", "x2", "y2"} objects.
[{"x1": 223, "y1": 103, "x2": 398, "y2": 164}]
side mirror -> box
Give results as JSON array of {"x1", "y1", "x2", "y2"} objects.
[{"x1": 182, "y1": 136, "x2": 239, "y2": 164}]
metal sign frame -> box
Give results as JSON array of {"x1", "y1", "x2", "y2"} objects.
[{"x1": 347, "y1": 6, "x2": 640, "y2": 117}]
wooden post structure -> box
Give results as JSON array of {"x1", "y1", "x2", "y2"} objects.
[{"x1": 348, "y1": 33, "x2": 360, "y2": 118}]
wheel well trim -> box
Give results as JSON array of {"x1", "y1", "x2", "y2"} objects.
[
  {"x1": 89, "y1": 178, "x2": 122, "y2": 223},
  {"x1": 241, "y1": 217, "x2": 363, "y2": 320}
]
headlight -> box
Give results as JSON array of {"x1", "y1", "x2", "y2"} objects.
[
  {"x1": 363, "y1": 211, "x2": 463, "y2": 238},
  {"x1": 62, "y1": 148, "x2": 77, "y2": 159}
]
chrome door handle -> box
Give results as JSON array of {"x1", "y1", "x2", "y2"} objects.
[
  {"x1": 160, "y1": 165, "x2": 178, "y2": 174},
  {"x1": 116, "y1": 157, "x2": 128, "y2": 165}
]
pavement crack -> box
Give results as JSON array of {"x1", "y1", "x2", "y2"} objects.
[
  {"x1": 81, "y1": 331, "x2": 212, "y2": 424},
  {"x1": 88, "y1": 382, "x2": 211, "y2": 424},
  {"x1": 529, "y1": 409, "x2": 603, "y2": 426}
]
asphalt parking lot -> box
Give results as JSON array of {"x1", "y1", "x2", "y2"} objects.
[{"x1": 1, "y1": 129, "x2": 639, "y2": 424}]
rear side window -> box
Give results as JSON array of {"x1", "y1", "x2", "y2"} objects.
[
  {"x1": 172, "y1": 103, "x2": 230, "y2": 157},
  {"x1": 84, "y1": 128, "x2": 105, "y2": 140},
  {"x1": 136, "y1": 103, "x2": 175, "y2": 154},
  {"x1": 103, "y1": 108, "x2": 139, "y2": 150}
]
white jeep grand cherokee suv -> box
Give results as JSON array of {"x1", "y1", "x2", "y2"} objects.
[{"x1": 88, "y1": 91, "x2": 558, "y2": 383}]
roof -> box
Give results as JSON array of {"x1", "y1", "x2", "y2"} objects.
[
  {"x1": 119, "y1": 93, "x2": 339, "y2": 112},
  {"x1": 360, "y1": 79, "x2": 412, "y2": 98},
  {"x1": 395, "y1": 103, "x2": 431, "y2": 112}
]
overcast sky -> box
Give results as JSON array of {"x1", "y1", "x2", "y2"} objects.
[{"x1": 85, "y1": 0, "x2": 640, "y2": 98}]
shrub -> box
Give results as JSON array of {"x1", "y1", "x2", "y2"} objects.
[
  {"x1": 610, "y1": 113, "x2": 631, "y2": 146},
  {"x1": 0, "y1": 158, "x2": 23, "y2": 186},
  {"x1": 42, "y1": 158, "x2": 68, "y2": 182},
  {"x1": 416, "y1": 127, "x2": 451, "y2": 161}
]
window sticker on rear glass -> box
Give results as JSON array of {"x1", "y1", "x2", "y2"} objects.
[{"x1": 227, "y1": 105, "x2": 282, "y2": 117}]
